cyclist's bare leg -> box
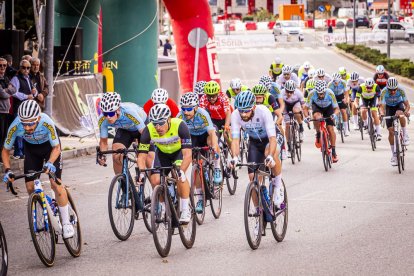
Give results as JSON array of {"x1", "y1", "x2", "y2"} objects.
[
  {"x1": 293, "y1": 107, "x2": 303, "y2": 124},
  {"x1": 112, "y1": 142, "x2": 125, "y2": 175},
  {"x1": 313, "y1": 112, "x2": 322, "y2": 132},
  {"x1": 50, "y1": 178, "x2": 69, "y2": 206},
  {"x1": 327, "y1": 125, "x2": 336, "y2": 147},
  {"x1": 341, "y1": 108, "x2": 348, "y2": 121}
]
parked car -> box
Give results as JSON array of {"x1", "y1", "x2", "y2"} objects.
[
  {"x1": 379, "y1": 15, "x2": 399, "y2": 23},
  {"x1": 372, "y1": 22, "x2": 414, "y2": 44},
  {"x1": 346, "y1": 16, "x2": 371, "y2": 28},
  {"x1": 273, "y1": 20, "x2": 304, "y2": 41}
]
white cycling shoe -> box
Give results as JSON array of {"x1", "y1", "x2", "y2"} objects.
[
  {"x1": 63, "y1": 224, "x2": 75, "y2": 239},
  {"x1": 179, "y1": 209, "x2": 191, "y2": 224}
]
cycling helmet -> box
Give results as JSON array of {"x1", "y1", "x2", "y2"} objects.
[
  {"x1": 338, "y1": 67, "x2": 347, "y2": 75},
  {"x1": 180, "y1": 92, "x2": 199, "y2": 107},
  {"x1": 284, "y1": 80, "x2": 296, "y2": 92},
  {"x1": 149, "y1": 103, "x2": 171, "y2": 122},
  {"x1": 387, "y1": 77, "x2": 398, "y2": 90},
  {"x1": 306, "y1": 79, "x2": 317, "y2": 90},
  {"x1": 294, "y1": 64, "x2": 300, "y2": 71},
  {"x1": 332, "y1": 72, "x2": 341, "y2": 81},
  {"x1": 151, "y1": 88, "x2": 168, "y2": 104},
  {"x1": 282, "y1": 65, "x2": 292, "y2": 74},
  {"x1": 365, "y1": 78, "x2": 375, "y2": 88},
  {"x1": 194, "y1": 80, "x2": 207, "y2": 95},
  {"x1": 274, "y1": 57, "x2": 281, "y2": 64},
  {"x1": 259, "y1": 75, "x2": 272, "y2": 88},
  {"x1": 376, "y1": 65, "x2": 385, "y2": 74},
  {"x1": 234, "y1": 91, "x2": 256, "y2": 110},
  {"x1": 18, "y1": 100, "x2": 40, "y2": 121},
  {"x1": 100, "y1": 92, "x2": 121, "y2": 112},
  {"x1": 315, "y1": 80, "x2": 327, "y2": 94},
  {"x1": 251, "y1": 84, "x2": 268, "y2": 95},
  {"x1": 230, "y1": 78, "x2": 242, "y2": 90},
  {"x1": 308, "y1": 69, "x2": 316, "y2": 78},
  {"x1": 350, "y1": 72, "x2": 359, "y2": 81},
  {"x1": 204, "y1": 80, "x2": 220, "y2": 95},
  {"x1": 316, "y1": 68, "x2": 325, "y2": 77},
  {"x1": 303, "y1": 61, "x2": 311, "y2": 70}
]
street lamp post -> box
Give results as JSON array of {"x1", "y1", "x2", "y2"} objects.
[
  {"x1": 387, "y1": 0, "x2": 391, "y2": 58},
  {"x1": 353, "y1": 0, "x2": 356, "y2": 45}
]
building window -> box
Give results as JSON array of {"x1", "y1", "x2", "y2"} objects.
[
  {"x1": 209, "y1": 0, "x2": 218, "y2": 5},
  {"x1": 236, "y1": 0, "x2": 247, "y2": 7}
]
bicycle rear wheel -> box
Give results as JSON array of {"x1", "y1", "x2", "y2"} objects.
[
  {"x1": 177, "y1": 197, "x2": 197, "y2": 249},
  {"x1": 63, "y1": 189, "x2": 82, "y2": 257},
  {"x1": 27, "y1": 193, "x2": 56, "y2": 267},
  {"x1": 244, "y1": 182, "x2": 262, "y2": 250},
  {"x1": 359, "y1": 116, "x2": 364, "y2": 140},
  {"x1": 108, "y1": 174, "x2": 135, "y2": 241},
  {"x1": 190, "y1": 166, "x2": 205, "y2": 225},
  {"x1": 222, "y1": 146, "x2": 237, "y2": 195},
  {"x1": 271, "y1": 180, "x2": 288, "y2": 242},
  {"x1": 151, "y1": 185, "x2": 172, "y2": 258},
  {"x1": 0, "y1": 222, "x2": 8, "y2": 276},
  {"x1": 368, "y1": 114, "x2": 376, "y2": 151},
  {"x1": 339, "y1": 115, "x2": 344, "y2": 143},
  {"x1": 142, "y1": 179, "x2": 153, "y2": 233}
]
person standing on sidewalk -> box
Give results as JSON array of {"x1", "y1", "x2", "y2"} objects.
[
  {"x1": 30, "y1": 57, "x2": 49, "y2": 111},
  {"x1": 163, "y1": 39, "x2": 172, "y2": 56}
]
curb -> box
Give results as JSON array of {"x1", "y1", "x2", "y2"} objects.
[{"x1": 333, "y1": 47, "x2": 414, "y2": 87}]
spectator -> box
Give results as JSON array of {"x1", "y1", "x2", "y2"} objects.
[
  {"x1": 10, "y1": 59, "x2": 37, "y2": 159},
  {"x1": 21, "y1": 55, "x2": 32, "y2": 61},
  {"x1": 30, "y1": 57, "x2": 49, "y2": 110},
  {"x1": 163, "y1": 39, "x2": 172, "y2": 56},
  {"x1": 0, "y1": 58, "x2": 16, "y2": 163},
  {"x1": 2, "y1": 54, "x2": 17, "y2": 80}
]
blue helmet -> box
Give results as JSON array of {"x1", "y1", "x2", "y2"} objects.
[{"x1": 235, "y1": 91, "x2": 256, "y2": 110}]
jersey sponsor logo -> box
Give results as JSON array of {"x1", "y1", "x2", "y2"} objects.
[
  {"x1": 98, "y1": 116, "x2": 106, "y2": 128},
  {"x1": 124, "y1": 113, "x2": 140, "y2": 126},
  {"x1": 5, "y1": 125, "x2": 17, "y2": 145},
  {"x1": 138, "y1": 143, "x2": 150, "y2": 151},
  {"x1": 43, "y1": 122, "x2": 57, "y2": 140},
  {"x1": 181, "y1": 138, "x2": 192, "y2": 145}
]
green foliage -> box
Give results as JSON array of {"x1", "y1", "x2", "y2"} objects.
[
  {"x1": 14, "y1": 0, "x2": 34, "y2": 31},
  {"x1": 336, "y1": 43, "x2": 414, "y2": 80}
]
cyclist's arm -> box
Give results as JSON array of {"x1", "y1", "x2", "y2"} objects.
[
  {"x1": 223, "y1": 96, "x2": 232, "y2": 127},
  {"x1": 47, "y1": 145, "x2": 61, "y2": 165},
  {"x1": 1, "y1": 148, "x2": 11, "y2": 172},
  {"x1": 99, "y1": 138, "x2": 109, "y2": 152},
  {"x1": 404, "y1": 99, "x2": 410, "y2": 114},
  {"x1": 226, "y1": 89, "x2": 231, "y2": 98},
  {"x1": 230, "y1": 112, "x2": 241, "y2": 158},
  {"x1": 137, "y1": 127, "x2": 151, "y2": 170},
  {"x1": 208, "y1": 129, "x2": 219, "y2": 152},
  {"x1": 355, "y1": 87, "x2": 362, "y2": 106},
  {"x1": 178, "y1": 122, "x2": 192, "y2": 172}
]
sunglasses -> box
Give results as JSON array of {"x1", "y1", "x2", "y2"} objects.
[
  {"x1": 22, "y1": 120, "x2": 37, "y2": 127},
  {"x1": 21, "y1": 66, "x2": 31, "y2": 70},
  {"x1": 181, "y1": 107, "x2": 195, "y2": 112},
  {"x1": 286, "y1": 90, "x2": 294, "y2": 94},
  {"x1": 389, "y1": 89, "x2": 397, "y2": 92},
  {"x1": 239, "y1": 109, "x2": 252, "y2": 114},
  {"x1": 153, "y1": 120, "x2": 168, "y2": 127},
  {"x1": 0, "y1": 64, "x2": 7, "y2": 68},
  {"x1": 103, "y1": 111, "x2": 116, "y2": 117},
  {"x1": 283, "y1": 73, "x2": 290, "y2": 76}
]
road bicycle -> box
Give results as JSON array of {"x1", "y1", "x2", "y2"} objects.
[
  {"x1": 360, "y1": 106, "x2": 377, "y2": 151},
  {"x1": 96, "y1": 146, "x2": 152, "y2": 241},
  {"x1": 238, "y1": 162, "x2": 288, "y2": 250},
  {"x1": 311, "y1": 117, "x2": 333, "y2": 172},
  {"x1": 7, "y1": 171, "x2": 81, "y2": 267},
  {"x1": 190, "y1": 146, "x2": 223, "y2": 225},
  {"x1": 382, "y1": 115, "x2": 408, "y2": 174},
  {"x1": 239, "y1": 128, "x2": 249, "y2": 163},
  {"x1": 140, "y1": 165, "x2": 196, "y2": 258},
  {"x1": 218, "y1": 128, "x2": 238, "y2": 195},
  {"x1": 336, "y1": 100, "x2": 349, "y2": 144},
  {"x1": 284, "y1": 111, "x2": 302, "y2": 164},
  {"x1": 357, "y1": 107, "x2": 364, "y2": 140}
]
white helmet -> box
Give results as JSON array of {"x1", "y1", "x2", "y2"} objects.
[
  {"x1": 18, "y1": 100, "x2": 40, "y2": 121},
  {"x1": 332, "y1": 72, "x2": 341, "y2": 81},
  {"x1": 274, "y1": 57, "x2": 282, "y2": 64},
  {"x1": 282, "y1": 65, "x2": 292, "y2": 74},
  {"x1": 151, "y1": 88, "x2": 168, "y2": 104},
  {"x1": 316, "y1": 68, "x2": 325, "y2": 77},
  {"x1": 315, "y1": 80, "x2": 327, "y2": 94},
  {"x1": 100, "y1": 92, "x2": 121, "y2": 112},
  {"x1": 194, "y1": 81, "x2": 207, "y2": 95},
  {"x1": 149, "y1": 103, "x2": 171, "y2": 122},
  {"x1": 376, "y1": 65, "x2": 385, "y2": 74},
  {"x1": 303, "y1": 61, "x2": 311, "y2": 69},
  {"x1": 180, "y1": 92, "x2": 199, "y2": 107},
  {"x1": 230, "y1": 78, "x2": 242, "y2": 90},
  {"x1": 350, "y1": 72, "x2": 359, "y2": 81},
  {"x1": 365, "y1": 78, "x2": 375, "y2": 87},
  {"x1": 387, "y1": 77, "x2": 398, "y2": 90},
  {"x1": 308, "y1": 69, "x2": 316, "y2": 78},
  {"x1": 284, "y1": 80, "x2": 296, "y2": 92}
]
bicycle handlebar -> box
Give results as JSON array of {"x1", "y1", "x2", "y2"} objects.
[
  {"x1": 5, "y1": 170, "x2": 60, "y2": 196},
  {"x1": 96, "y1": 145, "x2": 137, "y2": 167}
]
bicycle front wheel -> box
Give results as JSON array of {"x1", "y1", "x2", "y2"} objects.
[
  {"x1": 271, "y1": 180, "x2": 288, "y2": 242},
  {"x1": 369, "y1": 115, "x2": 376, "y2": 151},
  {"x1": 0, "y1": 222, "x2": 8, "y2": 276},
  {"x1": 108, "y1": 174, "x2": 135, "y2": 241},
  {"x1": 222, "y1": 147, "x2": 237, "y2": 195},
  {"x1": 321, "y1": 133, "x2": 329, "y2": 172},
  {"x1": 290, "y1": 127, "x2": 296, "y2": 165},
  {"x1": 151, "y1": 185, "x2": 172, "y2": 258},
  {"x1": 190, "y1": 166, "x2": 205, "y2": 225},
  {"x1": 63, "y1": 189, "x2": 82, "y2": 257},
  {"x1": 339, "y1": 115, "x2": 344, "y2": 143},
  {"x1": 396, "y1": 132, "x2": 402, "y2": 174},
  {"x1": 209, "y1": 165, "x2": 223, "y2": 219},
  {"x1": 178, "y1": 197, "x2": 197, "y2": 249},
  {"x1": 400, "y1": 132, "x2": 405, "y2": 171},
  {"x1": 295, "y1": 127, "x2": 302, "y2": 162},
  {"x1": 27, "y1": 193, "x2": 56, "y2": 267},
  {"x1": 244, "y1": 182, "x2": 262, "y2": 250}
]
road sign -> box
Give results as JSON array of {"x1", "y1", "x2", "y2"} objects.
[
  {"x1": 325, "y1": 5, "x2": 331, "y2": 12},
  {"x1": 318, "y1": 5, "x2": 325, "y2": 12},
  {"x1": 188, "y1": 27, "x2": 209, "y2": 48}
]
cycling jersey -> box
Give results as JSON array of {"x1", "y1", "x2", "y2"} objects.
[
  {"x1": 282, "y1": 89, "x2": 305, "y2": 105},
  {"x1": 327, "y1": 80, "x2": 348, "y2": 96},
  {"x1": 341, "y1": 73, "x2": 351, "y2": 81},
  {"x1": 260, "y1": 93, "x2": 278, "y2": 112},
  {"x1": 177, "y1": 107, "x2": 215, "y2": 136},
  {"x1": 99, "y1": 103, "x2": 146, "y2": 139},
  {"x1": 313, "y1": 75, "x2": 332, "y2": 84},
  {"x1": 298, "y1": 65, "x2": 315, "y2": 80},
  {"x1": 143, "y1": 98, "x2": 180, "y2": 118},
  {"x1": 4, "y1": 113, "x2": 59, "y2": 150},
  {"x1": 380, "y1": 87, "x2": 408, "y2": 107},
  {"x1": 199, "y1": 92, "x2": 231, "y2": 120},
  {"x1": 306, "y1": 89, "x2": 338, "y2": 109},
  {"x1": 269, "y1": 63, "x2": 284, "y2": 80},
  {"x1": 373, "y1": 72, "x2": 389, "y2": 89},
  {"x1": 231, "y1": 105, "x2": 276, "y2": 141},
  {"x1": 125, "y1": 102, "x2": 147, "y2": 122},
  {"x1": 346, "y1": 77, "x2": 365, "y2": 92},
  {"x1": 357, "y1": 84, "x2": 380, "y2": 99},
  {"x1": 138, "y1": 118, "x2": 192, "y2": 154},
  {"x1": 226, "y1": 85, "x2": 248, "y2": 98},
  {"x1": 268, "y1": 82, "x2": 282, "y2": 99},
  {"x1": 276, "y1": 73, "x2": 300, "y2": 88}
]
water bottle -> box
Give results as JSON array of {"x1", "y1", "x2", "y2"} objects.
[
  {"x1": 45, "y1": 195, "x2": 57, "y2": 215},
  {"x1": 168, "y1": 181, "x2": 176, "y2": 203},
  {"x1": 262, "y1": 186, "x2": 270, "y2": 205},
  {"x1": 34, "y1": 179, "x2": 43, "y2": 193},
  {"x1": 204, "y1": 169, "x2": 210, "y2": 183}
]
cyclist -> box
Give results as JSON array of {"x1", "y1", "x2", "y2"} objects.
[
  {"x1": 282, "y1": 80, "x2": 306, "y2": 148},
  {"x1": 379, "y1": 78, "x2": 410, "y2": 166},
  {"x1": 194, "y1": 80, "x2": 207, "y2": 99},
  {"x1": 347, "y1": 71, "x2": 365, "y2": 130},
  {"x1": 228, "y1": 91, "x2": 284, "y2": 209},
  {"x1": 97, "y1": 92, "x2": 147, "y2": 172},
  {"x1": 177, "y1": 92, "x2": 222, "y2": 213},
  {"x1": 258, "y1": 77, "x2": 284, "y2": 125},
  {"x1": 276, "y1": 65, "x2": 300, "y2": 89},
  {"x1": 339, "y1": 67, "x2": 350, "y2": 81},
  {"x1": 143, "y1": 88, "x2": 180, "y2": 117},
  {"x1": 298, "y1": 61, "x2": 315, "y2": 82},
  {"x1": 2, "y1": 100, "x2": 74, "y2": 238},
  {"x1": 304, "y1": 80, "x2": 340, "y2": 162},
  {"x1": 269, "y1": 57, "x2": 284, "y2": 82},
  {"x1": 373, "y1": 65, "x2": 389, "y2": 90},
  {"x1": 301, "y1": 69, "x2": 316, "y2": 93},
  {"x1": 136, "y1": 104, "x2": 193, "y2": 223},
  {"x1": 356, "y1": 78, "x2": 382, "y2": 140},
  {"x1": 304, "y1": 78, "x2": 317, "y2": 99},
  {"x1": 251, "y1": 84, "x2": 279, "y2": 117},
  {"x1": 313, "y1": 68, "x2": 332, "y2": 84},
  {"x1": 226, "y1": 78, "x2": 248, "y2": 99},
  {"x1": 327, "y1": 73, "x2": 350, "y2": 136}
]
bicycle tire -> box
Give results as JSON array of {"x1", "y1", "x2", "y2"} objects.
[
  {"x1": 295, "y1": 125, "x2": 302, "y2": 162},
  {"x1": 223, "y1": 147, "x2": 237, "y2": 195},
  {"x1": 0, "y1": 222, "x2": 8, "y2": 276},
  {"x1": 27, "y1": 193, "x2": 56, "y2": 267},
  {"x1": 142, "y1": 179, "x2": 153, "y2": 234},
  {"x1": 190, "y1": 166, "x2": 205, "y2": 225},
  {"x1": 177, "y1": 197, "x2": 197, "y2": 249},
  {"x1": 359, "y1": 116, "x2": 364, "y2": 140},
  {"x1": 290, "y1": 126, "x2": 296, "y2": 165},
  {"x1": 321, "y1": 133, "x2": 328, "y2": 172},
  {"x1": 400, "y1": 132, "x2": 405, "y2": 171},
  {"x1": 244, "y1": 182, "x2": 262, "y2": 250},
  {"x1": 209, "y1": 164, "x2": 223, "y2": 219},
  {"x1": 108, "y1": 174, "x2": 135, "y2": 241},
  {"x1": 368, "y1": 113, "x2": 376, "y2": 151},
  {"x1": 151, "y1": 185, "x2": 172, "y2": 258},
  {"x1": 63, "y1": 189, "x2": 82, "y2": 257},
  {"x1": 271, "y1": 180, "x2": 288, "y2": 242},
  {"x1": 395, "y1": 131, "x2": 402, "y2": 174},
  {"x1": 339, "y1": 114, "x2": 344, "y2": 143}
]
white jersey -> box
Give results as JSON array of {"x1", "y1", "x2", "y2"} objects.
[
  {"x1": 313, "y1": 74, "x2": 332, "y2": 84},
  {"x1": 231, "y1": 105, "x2": 276, "y2": 141},
  {"x1": 276, "y1": 73, "x2": 300, "y2": 89},
  {"x1": 282, "y1": 88, "x2": 305, "y2": 105},
  {"x1": 347, "y1": 77, "x2": 365, "y2": 91}
]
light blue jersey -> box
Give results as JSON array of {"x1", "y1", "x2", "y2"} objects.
[
  {"x1": 380, "y1": 87, "x2": 408, "y2": 107},
  {"x1": 177, "y1": 107, "x2": 215, "y2": 136},
  {"x1": 306, "y1": 89, "x2": 338, "y2": 109},
  {"x1": 98, "y1": 102, "x2": 146, "y2": 138},
  {"x1": 268, "y1": 82, "x2": 283, "y2": 100},
  {"x1": 4, "y1": 113, "x2": 59, "y2": 150},
  {"x1": 327, "y1": 80, "x2": 347, "y2": 96}
]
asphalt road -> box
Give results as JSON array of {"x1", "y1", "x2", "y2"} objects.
[{"x1": 1, "y1": 33, "x2": 414, "y2": 275}]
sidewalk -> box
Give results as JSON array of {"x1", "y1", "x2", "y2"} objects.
[{"x1": 0, "y1": 136, "x2": 104, "y2": 173}]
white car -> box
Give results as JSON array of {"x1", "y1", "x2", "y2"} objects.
[
  {"x1": 372, "y1": 22, "x2": 414, "y2": 44},
  {"x1": 273, "y1": 20, "x2": 304, "y2": 42}
]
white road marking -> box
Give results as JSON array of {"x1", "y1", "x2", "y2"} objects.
[
  {"x1": 292, "y1": 198, "x2": 414, "y2": 206},
  {"x1": 83, "y1": 180, "x2": 102, "y2": 186}
]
